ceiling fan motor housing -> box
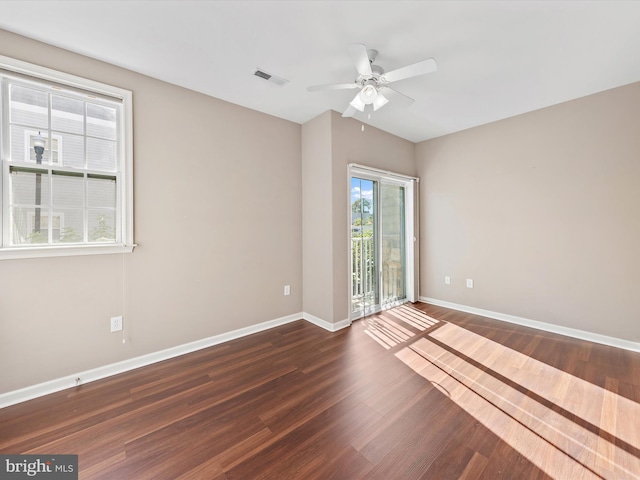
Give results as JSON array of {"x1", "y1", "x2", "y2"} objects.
[
  {"x1": 371, "y1": 64, "x2": 384, "y2": 76},
  {"x1": 357, "y1": 65, "x2": 385, "y2": 88}
]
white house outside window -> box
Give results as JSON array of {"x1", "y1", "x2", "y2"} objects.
[
  {"x1": 0, "y1": 56, "x2": 133, "y2": 259},
  {"x1": 26, "y1": 131, "x2": 61, "y2": 164}
]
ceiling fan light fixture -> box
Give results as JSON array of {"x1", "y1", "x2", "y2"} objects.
[
  {"x1": 350, "y1": 93, "x2": 366, "y2": 112},
  {"x1": 372, "y1": 93, "x2": 389, "y2": 111},
  {"x1": 359, "y1": 84, "x2": 378, "y2": 105}
]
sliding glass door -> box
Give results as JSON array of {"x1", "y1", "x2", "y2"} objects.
[
  {"x1": 380, "y1": 183, "x2": 405, "y2": 306},
  {"x1": 351, "y1": 177, "x2": 378, "y2": 316},
  {"x1": 350, "y1": 166, "x2": 416, "y2": 320}
]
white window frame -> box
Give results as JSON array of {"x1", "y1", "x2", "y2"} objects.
[{"x1": 0, "y1": 55, "x2": 134, "y2": 260}]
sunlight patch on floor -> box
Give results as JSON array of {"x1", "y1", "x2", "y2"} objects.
[
  {"x1": 362, "y1": 305, "x2": 440, "y2": 349},
  {"x1": 385, "y1": 305, "x2": 439, "y2": 331},
  {"x1": 395, "y1": 323, "x2": 640, "y2": 479},
  {"x1": 363, "y1": 316, "x2": 414, "y2": 349}
]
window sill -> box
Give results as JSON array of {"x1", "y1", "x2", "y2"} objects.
[{"x1": 0, "y1": 243, "x2": 136, "y2": 260}]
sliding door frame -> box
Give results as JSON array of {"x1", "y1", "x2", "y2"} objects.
[{"x1": 348, "y1": 164, "x2": 419, "y2": 321}]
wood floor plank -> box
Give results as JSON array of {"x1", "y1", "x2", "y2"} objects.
[
  {"x1": 224, "y1": 395, "x2": 378, "y2": 480},
  {"x1": 2, "y1": 309, "x2": 640, "y2": 479},
  {"x1": 457, "y1": 451, "x2": 489, "y2": 480}
]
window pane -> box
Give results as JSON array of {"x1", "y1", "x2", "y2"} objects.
[
  {"x1": 87, "y1": 137, "x2": 116, "y2": 171},
  {"x1": 55, "y1": 209, "x2": 84, "y2": 244},
  {"x1": 87, "y1": 103, "x2": 116, "y2": 140},
  {"x1": 9, "y1": 84, "x2": 49, "y2": 129},
  {"x1": 10, "y1": 126, "x2": 54, "y2": 164},
  {"x1": 88, "y1": 176, "x2": 116, "y2": 209},
  {"x1": 37, "y1": 212, "x2": 62, "y2": 243},
  {"x1": 52, "y1": 95, "x2": 84, "y2": 134},
  {"x1": 350, "y1": 178, "x2": 378, "y2": 313},
  {"x1": 380, "y1": 184, "x2": 405, "y2": 305},
  {"x1": 10, "y1": 169, "x2": 50, "y2": 206},
  {"x1": 88, "y1": 210, "x2": 116, "y2": 243},
  {"x1": 11, "y1": 207, "x2": 50, "y2": 244},
  {"x1": 52, "y1": 173, "x2": 84, "y2": 208},
  {"x1": 53, "y1": 132, "x2": 85, "y2": 168}
]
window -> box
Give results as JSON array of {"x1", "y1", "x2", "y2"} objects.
[{"x1": 0, "y1": 55, "x2": 133, "y2": 259}]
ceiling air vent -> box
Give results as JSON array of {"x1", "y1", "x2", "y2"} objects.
[{"x1": 253, "y1": 68, "x2": 289, "y2": 86}]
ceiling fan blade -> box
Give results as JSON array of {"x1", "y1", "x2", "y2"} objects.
[
  {"x1": 381, "y1": 58, "x2": 437, "y2": 84},
  {"x1": 349, "y1": 44, "x2": 372, "y2": 76},
  {"x1": 379, "y1": 87, "x2": 414, "y2": 108},
  {"x1": 307, "y1": 83, "x2": 359, "y2": 92},
  {"x1": 342, "y1": 104, "x2": 357, "y2": 118}
]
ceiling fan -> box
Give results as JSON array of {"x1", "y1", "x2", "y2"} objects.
[{"x1": 307, "y1": 44, "x2": 437, "y2": 118}]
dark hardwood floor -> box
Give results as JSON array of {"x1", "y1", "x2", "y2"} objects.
[{"x1": 1, "y1": 303, "x2": 639, "y2": 479}]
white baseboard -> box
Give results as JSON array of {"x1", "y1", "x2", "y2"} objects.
[
  {"x1": 0, "y1": 312, "x2": 307, "y2": 409},
  {"x1": 303, "y1": 312, "x2": 351, "y2": 332},
  {"x1": 0, "y1": 310, "x2": 355, "y2": 409},
  {"x1": 419, "y1": 296, "x2": 640, "y2": 353}
]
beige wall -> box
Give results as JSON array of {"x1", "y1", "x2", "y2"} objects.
[
  {"x1": 416, "y1": 82, "x2": 640, "y2": 342},
  {"x1": 301, "y1": 111, "x2": 415, "y2": 324},
  {"x1": 0, "y1": 30, "x2": 302, "y2": 394},
  {"x1": 301, "y1": 112, "x2": 333, "y2": 322}
]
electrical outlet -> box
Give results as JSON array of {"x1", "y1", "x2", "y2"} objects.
[
  {"x1": 445, "y1": 276, "x2": 451, "y2": 285},
  {"x1": 110, "y1": 316, "x2": 123, "y2": 332},
  {"x1": 466, "y1": 279, "x2": 474, "y2": 289},
  {"x1": 284, "y1": 285, "x2": 291, "y2": 296}
]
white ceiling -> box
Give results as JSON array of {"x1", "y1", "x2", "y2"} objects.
[{"x1": 1, "y1": 1, "x2": 640, "y2": 143}]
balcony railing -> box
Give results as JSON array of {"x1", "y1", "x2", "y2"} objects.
[
  {"x1": 352, "y1": 236, "x2": 375, "y2": 299},
  {"x1": 352, "y1": 235, "x2": 405, "y2": 313},
  {"x1": 352, "y1": 236, "x2": 376, "y2": 313}
]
